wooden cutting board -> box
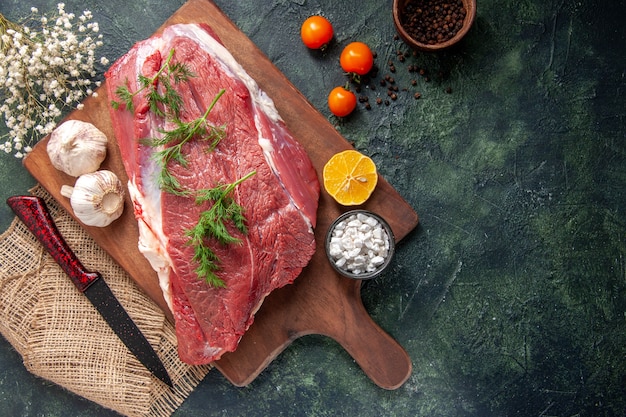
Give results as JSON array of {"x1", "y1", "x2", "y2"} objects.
[{"x1": 23, "y1": 0, "x2": 419, "y2": 390}]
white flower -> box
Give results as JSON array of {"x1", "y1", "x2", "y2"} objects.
[{"x1": 0, "y1": 6, "x2": 107, "y2": 158}]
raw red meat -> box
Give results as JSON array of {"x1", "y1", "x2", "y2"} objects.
[{"x1": 105, "y1": 23, "x2": 319, "y2": 364}]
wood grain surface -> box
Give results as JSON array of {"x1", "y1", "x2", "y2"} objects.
[{"x1": 23, "y1": 0, "x2": 419, "y2": 390}]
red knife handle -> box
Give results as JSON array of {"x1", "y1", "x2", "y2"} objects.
[{"x1": 7, "y1": 195, "x2": 99, "y2": 292}]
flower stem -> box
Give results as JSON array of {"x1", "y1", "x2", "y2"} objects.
[{"x1": 0, "y1": 13, "x2": 20, "y2": 53}]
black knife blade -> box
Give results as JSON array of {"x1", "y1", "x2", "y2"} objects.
[{"x1": 7, "y1": 195, "x2": 173, "y2": 388}]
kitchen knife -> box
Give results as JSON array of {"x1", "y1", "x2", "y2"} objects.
[{"x1": 6, "y1": 195, "x2": 173, "y2": 388}]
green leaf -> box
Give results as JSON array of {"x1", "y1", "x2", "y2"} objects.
[
  {"x1": 184, "y1": 170, "x2": 256, "y2": 286},
  {"x1": 111, "y1": 52, "x2": 249, "y2": 288}
]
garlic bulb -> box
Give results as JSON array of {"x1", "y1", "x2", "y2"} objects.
[
  {"x1": 47, "y1": 119, "x2": 108, "y2": 177},
  {"x1": 61, "y1": 170, "x2": 125, "y2": 227}
]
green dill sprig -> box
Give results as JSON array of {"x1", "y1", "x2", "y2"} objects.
[
  {"x1": 142, "y1": 89, "x2": 226, "y2": 195},
  {"x1": 112, "y1": 52, "x2": 251, "y2": 288},
  {"x1": 185, "y1": 170, "x2": 257, "y2": 287},
  {"x1": 111, "y1": 48, "x2": 194, "y2": 118}
]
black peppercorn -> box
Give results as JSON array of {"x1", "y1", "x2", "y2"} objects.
[{"x1": 401, "y1": 0, "x2": 466, "y2": 45}]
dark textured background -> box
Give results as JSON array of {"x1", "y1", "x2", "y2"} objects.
[{"x1": 1, "y1": 0, "x2": 625, "y2": 416}]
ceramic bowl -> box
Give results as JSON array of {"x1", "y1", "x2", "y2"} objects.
[
  {"x1": 325, "y1": 210, "x2": 395, "y2": 280},
  {"x1": 392, "y1": 0, "x2": 477, "y2": 51}
]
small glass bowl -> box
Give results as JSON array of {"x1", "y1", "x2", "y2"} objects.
[{"x1": 325, "y1": 210, "x2": 396, "y2": 280}]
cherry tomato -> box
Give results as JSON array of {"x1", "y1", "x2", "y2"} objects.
[
  {"x1": 340, "y1": 41, "x2": 374, "y2": 76},
  {"x1": 300, "y1": 16, "x2": 334, "y2": 50},
  {"x1": 328, "y1": 86, "x2": 357, "y2": 117}
]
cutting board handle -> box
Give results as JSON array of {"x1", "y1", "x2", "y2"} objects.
[
  {"x1": 324, "y1": 279, "x2": 413, "y2": 390},
  {"x1": 215, "y1": 271, "x2": 412, "y2": 390}
]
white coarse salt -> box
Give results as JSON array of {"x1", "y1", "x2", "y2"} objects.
[{"x1": 328, "y1": 212, "x2": 391, "y2": 276}]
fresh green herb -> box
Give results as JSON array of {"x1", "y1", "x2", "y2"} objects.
[
  {"x1": 185, "y1": 170, "x2": 257, "y2": 287},
  {"x1": 111, "y1": 48, "x2": 194, "y2": 119},
  {"x1": 113, "y1": 50, "x2": 252, "y2": 288},
  {"x1": 142, "y1": 89, "x2": 226, "y2": 195}
]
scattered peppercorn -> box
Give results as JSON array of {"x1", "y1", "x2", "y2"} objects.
[
  {"x1": 400, "y1": 0, "x2": 466, "y2": 45},
  {"x1": 331, "y1": 28, "x2": 461, "y2": 117}
]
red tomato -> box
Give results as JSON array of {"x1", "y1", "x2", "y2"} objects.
[
  {"x1": 328, "y1": 86, "x2": 357, "y2": 117},
  {"x1": 300, "y1": 16, "x2": 334, "y2": 50},
  {"x1": 340, "y1": 42, "x2": 374, "y2": 76}
]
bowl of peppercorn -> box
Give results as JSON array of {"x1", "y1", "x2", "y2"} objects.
[{"x1": 392, "y1": 0, "x2": 476, "y2": 51}]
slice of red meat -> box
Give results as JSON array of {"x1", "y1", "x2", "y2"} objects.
[{"x1": 105, "y1": 23, "x2": 319, "y2": 364}]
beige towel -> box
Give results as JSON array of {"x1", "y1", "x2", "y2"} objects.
[{"x1": 0, "y1": 185, "x2": 210, "y2": 417}]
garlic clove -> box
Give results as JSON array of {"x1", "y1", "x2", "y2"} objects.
[
  {"x1": 47, "y1": 119, "x2": 108, "y2": 177},
  {"x1": 62, "y1": 170, "x2": 125, "y2": 227}
]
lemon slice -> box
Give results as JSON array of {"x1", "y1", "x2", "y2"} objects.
[{"x1": 323, "y1": 149, "x2": 378, "y2": 206}]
